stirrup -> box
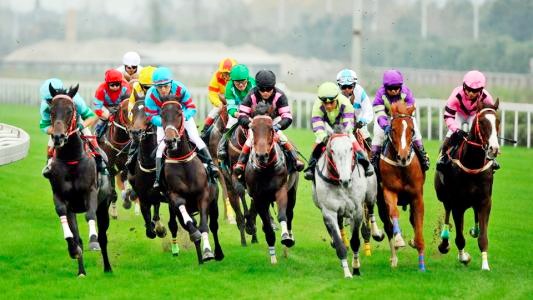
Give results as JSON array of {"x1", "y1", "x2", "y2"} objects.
[{"x1": 303, "y1": 169, "x2": 314, "y2": 181}]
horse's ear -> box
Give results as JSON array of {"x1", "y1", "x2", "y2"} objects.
[
  {"x1": 49, "y1": 83, "x2": 58, "y2": 99},
  {"x1": 68, "y1": 84, "x2": 79, "y2": 99},
  {"x1": 476, "y1": 97, "x2": 484, "y2": 111},
  {"x1": 494, "y1": 98, "x2": 499, "y2": 110}
]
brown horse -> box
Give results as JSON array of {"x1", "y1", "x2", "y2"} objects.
[
  {"x1": 97, "y1": 99, "x2": 134, "y2": 218},
  {"x1": 435, "y1": 99, "x2": 500, "y2": 270},
  {"x1": 161, "y1": 99, "x2": 224, "y2": 263},
  {"x1": 47, "y1": 84, "x2": 113, "y2": 276},
  {"x1": 243, "y1": 103, "x2": 298, "y2": 264},
  {"x1": 376, "y1": 101, "x2": 426, "y2": 271}
]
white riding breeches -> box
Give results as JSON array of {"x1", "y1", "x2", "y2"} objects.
[
  {"x1": 446, "y1": 114, "x2": 474, "y2": 138},
  {"x1": 156, "y1": 118, "x2": 207, "y2": 158},
  {"x1": 225, "y1": 115, "x2": 238, "y2": 129}
]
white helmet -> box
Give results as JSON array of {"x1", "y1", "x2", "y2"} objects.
[
  {"x1": 336, "y1": 69, "x2": 358, "y2": 86},
  {"x1": 122, "y1": 51, "x2": 141, "y2": 66}
]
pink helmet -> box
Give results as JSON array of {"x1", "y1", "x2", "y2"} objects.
[{"x1": 463, "y1": 70, "x2": 486, "y2": 90}]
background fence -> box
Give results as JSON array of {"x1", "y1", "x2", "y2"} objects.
[{"x1": 1, "y1": 77, "x2": 532, "y2": 148}]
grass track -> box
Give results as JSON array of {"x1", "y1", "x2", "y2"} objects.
[{"x1": 0, "y1": 104, "x2": 532, "y2": 299}]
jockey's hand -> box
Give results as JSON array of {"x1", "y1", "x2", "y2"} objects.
[
  {"x1": 77, "y1": 123, "x2": 85, "y2": 131},
  {"x1": 108, "y1": 114, "x2": 115, "y2": 122},
  {"x1": 456, "y1": 129, "x2": 468, "y2": 139},
  {"x1": 184, "y1": 110, "x2": 194, "y2": 121},
  {"x1": 384, "y1": 125, "x2": 391, "y2": 135},
  {"x1": 356, "y1": 121, "x2": 364, "y2": 129},
  {"x1": 273, "y1": 124, "x2": 281, "y2": 132}
]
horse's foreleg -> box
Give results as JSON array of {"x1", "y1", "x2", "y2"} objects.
[
  {"x1": 323, "y1": 212, "x2": 351, "y2": 278},
  {"x1": 96, "y1": 198, "x2": 112, "y2": 273},
  {"x1": 350, "y1": 209, "x2": 363, "y2": 276},
  {"x1": 257, "y1": 201, "x2": 277, "y2": 264},
  {"x1": 218, "y1": 174, "x2": 236, "y2": 224},
  {"x1": 199, "y1": 192, "x2": 215, "y2": 262},
  {"x1": 477, "y1": 200, "x2": 492, "y2": 271},
  {"x1": 470, "y1": 207, "x2": 480, "y2": 238},
  {"x1": 109, "y1": 175, "x2": 118, "y2": 219},
  {"x1": 452, "y1": 208, "x2": 471, "y2": 265},
  {"x1": 409, "y1": 195, "x2": 426, "y2": 271},
  {"x1": 208, "y1": 196, "x2": 224, "y2": 261},
  {"x1": 167, "y1": 207, "x2": 180, "y2": 256},
  {"x1": 276, "y1": 186, "x2": 294, "y2": 248},
  {"x1": 383, "y1": 189, "x2": 405, "y2": 248},
  {"x1": 169, "y1": 192, "x2": 201, "y2": 242},
  {"x1": 153, "y1": 201, "x2": 166, "y2": 238},
  {"x1": 140, "y1": 198, "x2": 156, "y2": 239},
  {"x1": 286, "y1": 183, "x2": 297, "y2": 242},
  {"x1": 67, "y1": 211, "x2": 85, "y2": 276},
  {"x1": 85, "y1": 189, "x2": 100, "y2": 251},
  {"x1": 438, "y1": 207, "x2": 451, "y2": 254}
]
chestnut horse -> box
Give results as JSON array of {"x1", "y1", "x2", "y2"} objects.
[
  {"x1": 161, "y1": 99, "x2": 223, "y2": 263},
  {"x1": 376, "y1": 101, "x2": 426, "y2": 271},
  {"x1": 47, "y1": 84, "x2": 113, "y2": 276},
  {"x1": 435, "y1": 99, "x2": 500, "y2": 270},
  {"x1": 243, "y1": 103, "x2": 298, "y2": 264}
]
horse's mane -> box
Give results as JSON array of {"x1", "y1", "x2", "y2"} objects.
[
  {"x1": 391, "y1": 101, "x2": 414, "y2": 117},
  {"x1": 254, "y1": 102, "x2": 271, "y2": 116}
]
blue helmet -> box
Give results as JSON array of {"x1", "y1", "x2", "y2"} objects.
[
  {"x1": 40, "y1": 78, "x2": 64, "y2": 101},
  {"x1": 152, "y1": 67, "x2": 173, "y2": 86},
  {"x1": 336, "y1": 69, "x2": 358, "y2": 86}
]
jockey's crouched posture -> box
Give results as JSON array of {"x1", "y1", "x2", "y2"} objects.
[
  {"x1": 371, "y1": 69, "x2": 430, "y2": 171},
  {"x1": 144, "y1": 67, "x2": 219, "y2": 189},
  {"x1": 303, "y1": 82, "x2": 373, "y2": 181},
  {"x1": 233, "y1": 70, "x2": 305, "y2": 176},
  {"x1": 39, "y1": 78, "x2": 109, "y2": 177},
  {"x1": 93, "y1": 69, "x2": 131, "y2": 139},
  {"x1": 436, "y1": 70, "x2": 499, "y2": 172}
]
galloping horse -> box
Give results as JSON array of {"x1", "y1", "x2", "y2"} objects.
[
  {"x1": 127, "y1": 100, "x2": 169, "y2": 245},
  {"x1": 161, "y1": 98, "x2": 224, "y2": 263},
  {"x1": 47, "y1": 84, "x2": 113, "y2": 276},
  {"x1": 98, "y1": 98, "x2": 134, "y2": 218},
  {"x1": 312, "y1": 127, "x2": 379, "y2": 278},
  {"x1": 435, "y1": 99, "x2": 500, "y2": 270},
  {"x1": 376, "y1": 101, "x2": 426, "y2": 271},
  {"x1": 243, "y1": 103, "x2": 298, "y2": 264}
]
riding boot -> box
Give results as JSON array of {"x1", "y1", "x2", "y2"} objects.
[
  {"x1": 153, "y1": 157, "x2": 162, "y2": 189},
  {"x1": 283, "y1": 142, "x2": 305, "y2": 172},
  {"x1": 95, "y1": 119, "x2": 107, "y2": 140},
  {"x1": 364, "y1": 137, "x2": 372, "y2": 149},
  {"x1": 200, "y1": 124, "x2": 212, "y2": 141},
  {"x1": 357, "y1": 151, "x2": 374, "y2": 177},
  {"x1": 233, "y1": 144, "x2": 250, "y2": 176},
  {"x1": 42, "y1": 146, "x2": 54, "y2": 178},
  {"x1": 126, "y1": 139, "x2": 139, "y2": 174},
  {"x1": 414, "y1": 140, "x2": 430, "y2": 172},
  {"x1": 370, "y1": 145, "x2": 381, "y2": 169},
  {"x1": 436, "y1": 137, "x2": 452, "y2": 172},
  {"x1": 87, "y1": 137, "x2": 109, "y2": 176},
  {"x1": 217, "y1": 134, "x2": 228, "y2": 167},
  {"x1": 197, "y1": 147, "x2": 219, "y2": 180},
  {"x1": 303, "y1": 143, "x2": 323, "y2": 181}
]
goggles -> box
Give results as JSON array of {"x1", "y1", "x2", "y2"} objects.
[
  {"x1": 108, "y1": 82, "x2": 121, "y2": 88},
  {"x1": 258, "y1": 86, "x2": 274, "y2": 92}
]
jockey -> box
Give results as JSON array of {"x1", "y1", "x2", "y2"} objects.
[
  {"x1": 116, "y1": 51, "x2": 143, "y2": 83},
  {"x1": 233, "y1": 70, "x2": 305, "y2": 176},
  {"x1": 200, "y1": 57, "x2": 238, "y2": 139},
  {"x1": 336, "y1": 68, "x2": 374, "y2": 146},
  {"x1": 144, "y1": 67, "x2": 219, "y2": 189},
  {"x1": 39, "y1": 78, "x2": 108, "y2": 178},
  {"x1": 125, "y1": 65, "x2": 157, "y2": 171},
  {"x1": 371, "y1": 69, "x2": 430, "y2": 171},
  {"x1": 303, "y1": 82, "x2": 373, "y2": 181},
  {"x1": 93, "y1": 69, "x2": 131, "y2": 139},
  {"x1": 436, "y1": 70, "x2": 498, "y2": 171},
  {"x1": 217, "y1": 64, "x2": 256, "y2": 165}
]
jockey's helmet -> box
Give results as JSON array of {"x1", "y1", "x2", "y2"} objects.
[
  {"x1": 382, "y1": 69, "x2": 403, "y2": 87},
  {"x1": 318, "y1": 81, "x2": 340, "y2": 103},
  {"x1": 218, "y1": 57, "x2": 237, "y2": 73},
  {"x1": 256, "y1": 70, "x2": 276, "y2": 89},
  {"x1": 122, "y1": 51, "x2": 141, "y2": 66},
  {"x1": 139, "y1": 66, "x2": 157, "y2": 86},
  {"x1": 152, "y1": 67, "x2": 173, "y2": 86},
  {"x1": 463, "y1": 70, "x2": 486, "y2": 90},
  {"x1": 336, "y1": 69, "x2": 358, "y2": 86},
  {"x1": 105, "y1": 69, "x2": 123, "y2": 83},
  {"x1": 230, "y1": 64, "x2": 249, "y2": 81},
  {"x1": 40, "y1": 78, "x2": 64, "y2": 101}
]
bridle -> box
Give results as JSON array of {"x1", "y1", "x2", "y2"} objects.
[{"x1": 383, "y1": 113, "x2": 415, "y2": 167}]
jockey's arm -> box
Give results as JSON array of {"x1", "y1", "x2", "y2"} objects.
[
  {"x1": 358, "y1": 91, "x2": 374, "y2": 125},
  {"x1": 207, "y1": 74, "x2": 224, "y2": 107}
]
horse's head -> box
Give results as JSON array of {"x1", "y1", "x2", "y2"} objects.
[
  {"x1": 470, "y1": 98, "x2": 500, "y2": 160},
  {"x1": 49, "y1": 83, "x2": 79, "y2": 148},
  {"x1": 251, "y1": 113, "x2": 274, "y2": 165},
  {"x1": 327, "y1": 126, "x2": 354, "y2": 187},
  {"x1": 130, "y1": 99, "x2": 148, "y2": 140},
  {"x1": 389, "y1": 101, "x2": 416, "y2": 164},
  {"x1": 160, "y1": 96, "x2": 184, "y2": 151}
]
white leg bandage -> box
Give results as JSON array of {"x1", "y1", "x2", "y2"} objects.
[
  {"x1": 60, "y1": 216, "x2": 73, "y2": 239},
  {"x1": 179, "y1": 205, "x2": 193, "y2": 224},
  {"x1": 88, "y1": 219, "x2": 97, "y2": 238},
  {"x1": 201, "y1": 232, "x2": 212, "y2": 251}
]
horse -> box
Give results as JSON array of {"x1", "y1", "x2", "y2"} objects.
[
  {"x1": 46, "y1": 84, "x2": 113, "y2": 276},
  {"x1": 202, "y1": 105, "x2": 236, "y2": 224},
  {"x1": 127, "y1": 99, "x2": 170, "y2": 246},
  {"x1": 435, "y1": 99, "x2": 500, "y2": 271},
  {"x1": 160, "y1": 98, "x2": 224, "y2": 263},
  {"x1": 376, "y1": 101, "x2": 426, "y2": 271},
  {"x1": 97, "y1": 97, "x2": 135, "y2": 219},
  {"x1": 242, "y1": 103, "x2": 298, "y2": 264},
  {"x1": 312, "y1": 126, "x2": 379, "y2": 278}
]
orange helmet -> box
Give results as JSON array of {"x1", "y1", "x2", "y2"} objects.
[{"x1": 217, "y1": 57, "x2": 237, "y2": 73}]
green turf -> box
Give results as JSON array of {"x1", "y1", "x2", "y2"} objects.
[{"x1": 0, "y1": 104, "x2": 532, "y2": 299}]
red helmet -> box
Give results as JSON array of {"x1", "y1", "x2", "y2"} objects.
[
  {"x1": 105, "y1": 69, "x2": 123, "y2": 83},
  {"x1": 463, "y1": 70, "x2": 486, "y2": 90}
]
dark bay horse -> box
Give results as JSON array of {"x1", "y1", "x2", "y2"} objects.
[
  {"x1": 435, "y1": 99, "x2": 500, "y2": 270},
  {"x1": 243, "y1": 104, "x2": 298, "y2": 264},
  {"x1": 47, "y1": 84, "x2": 113, "y2": 276},
  {"x1": 161, "y1": 99, "x2": 223, "y2": 263},
  {"x1": 127, "y1": 100, "x2": 169, "y2": 245},
  {"x1": 98, "y1": 99, "x2": 133, "y2": 219},
  {"x1": 377, "y1": 101, "x2": 426, "y2": 271}
]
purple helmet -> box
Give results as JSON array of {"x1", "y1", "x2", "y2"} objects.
[{"x1": 382, "y1": 69, "x2": 403, "y2": 87}]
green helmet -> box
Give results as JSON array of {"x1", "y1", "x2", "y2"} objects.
[
  {"x1": 230, "y1": 64, "x2": 249, "y2": 81},
  {"x1": 317, "y1": 81, "x2": 340, "y2": 103}
]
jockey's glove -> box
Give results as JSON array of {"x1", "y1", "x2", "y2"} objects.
[
  {"x1": 356, "y1": 121, "x2": 364, "y2": 129},
  {"x1": 455, "y1": 129, "x2": 468, "y2": 140},
  {"x1": 384, "y1": 125, "x2": 391, "y2": 135},
  {"x1": 77, "y1": 123, "x2": 85, "y2": 131},
  {"x1": 273, "y1": 124, "x2": 281, "y2": 132}
]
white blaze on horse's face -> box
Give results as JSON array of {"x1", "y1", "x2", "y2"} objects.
[
  {"x1": 485, "y1": 113, "x2": 500, "y2": 158},
  {"x1": 400, "y1": 120, "x2": 408, "y2": 150}
]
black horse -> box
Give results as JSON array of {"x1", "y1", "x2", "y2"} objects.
[
  {"x1": 47, "y1": 84, "x2": 113, "y2": 276},
  {"x1": 160, "y1": 98, "x2": 224, "y2": 263},
  {"x1": 435, "y1": 99, "x2": 500, "y2": 270}
]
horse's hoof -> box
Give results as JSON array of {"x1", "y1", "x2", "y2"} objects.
[
  {"x1": 251, "y1": 235, "x2": 258, "y2": 244},
  {"x1": 156, "y1": 226, "x2": 167, "y2": 238},
  {"x1": 145, "y1": 229, "x2": 156, "y2": 239},
  {"x1": 393, "y1": 234, "x2": 406, "y2": 248},
  {"x1": 70, "y1": 245, "x2": 82, "y2": 259},
  {"x1": 122, "y1": 196, "x2": 132, "y2": 209},
  {"x1": 171, "y1": 243, "x2": 180, "y2": 256},
  {"x1": 202, "y1": 249, "x2": 215, "y2": 262},
  {"x1": 372, "y1": 232, "x2": 385, "y2": 242},
  {"x1": 245, "y1": 224, "x2": 256, "y2": 236},
  {"x1": 408, "y1": 239, "x2": 417, "y2": 249},
  {"x1": 458, "y1": 252, "x2": 472, "y2": 265},
  {"x1": 189, "y1": 230, "x2": 202, "y2": 243},
  {"x1": 352, "y1": 268, "x2": 361, "y2": 276},
  {"x1": 469, "y1": 227, "x2": 479, "y2": 238},
  {"x1": 281, "y1": 233, "x2": 295, "y2": 248},
  {"x1": 89, "y1": 235, "x2": 101, "y2": 251},
  {"x1": 438, "y1": 242, "x2": 450, "y2": 254},
  {"x1": 78, "y1": 273, "x2": 86, "y2": 278},
  {"x1": 270, "y1": 255, "x2": 278, "y2": 264}
]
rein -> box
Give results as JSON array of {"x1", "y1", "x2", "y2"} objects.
[
  {"x1": 383, "y1": 114, "x2": 415, "y2": 167},
  {"x1": 317, "y1": 133, "x2": 355, "y2": 185},
  {"x1": 250, "y1": 115, "x2": 279, "y2": 169},
  {"x1": 162, "y1": 101, "x2": 197, "y2": 162}
]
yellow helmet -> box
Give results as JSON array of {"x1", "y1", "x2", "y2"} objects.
[
  {"x1": 317, "y1": 81, "x2": 340, "y2": 103},
  {"x1": 217, "y1": 57, "x2": 237, "y2": 73},
  {"x1": 139, "y1": 66, "x2": 157, "y2": 86}
]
